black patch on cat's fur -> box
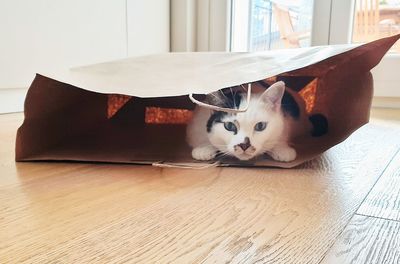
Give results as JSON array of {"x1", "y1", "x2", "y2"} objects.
[
  {"x1": 225, "y1": 89, "x2": 243, "y2": 109},
  {"x1": 206, "y1": 88, "x2": 242, "y2": 133},
  {"x1": 207, "y1": 111, "x2": 227, "y2": 133},
  {"x1": 309, "y1": 114, "x2": 328, "y2": 137},
  {"x1": 207, "y1": 88, "x2": 243, "y2": 109},
  {"x1": 281, "y1": 92, "x2": 300, "y2": 119},
  {"x1": 257, "y1": 81, "x2": 300, "y2": 119}
]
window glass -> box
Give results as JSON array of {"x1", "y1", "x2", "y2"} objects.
[
  {"x1": 352, "y1": 0, "x2": 400, "y2": 53},
  {"x1": 231, "y1": 0, "x2": 314, "y2": 51}
]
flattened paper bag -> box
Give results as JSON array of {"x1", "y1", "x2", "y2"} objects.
[{"x1": 16, "y1": 35, "x2": 400, "y2": 168}]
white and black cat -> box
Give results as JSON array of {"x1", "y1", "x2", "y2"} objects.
[{"x1": 186, "y1": 81, "x2": 301, "y2": 162}]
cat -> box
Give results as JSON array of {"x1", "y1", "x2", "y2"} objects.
[{"x1": 186, "y1": 81, "x2": 300, "y2": 162}]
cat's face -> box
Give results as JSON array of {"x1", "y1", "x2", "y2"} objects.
[{"x1": 206, "y1": 81, "x2": 286, "y2": 160}]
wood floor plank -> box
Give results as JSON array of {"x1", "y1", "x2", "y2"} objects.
[
  {"x1": 357, "y1": 152, "x2": 400, "y2": 221},
  {"x1": 321, "y1": 215, "x2": 400, "y2": 264},
  {"x1": 1, "y1": 113, "x2": 400, "y2": 263}
]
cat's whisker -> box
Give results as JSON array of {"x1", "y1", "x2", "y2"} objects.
[
  {"x1": 218, "y1": 90, "x2": 231, "y2": 107},
  {"x1": 260, "y1": 143, "x2": 288, "y2": 150},
  {"x1": 197, "y1": 143, "x2": 228, "y2": 149},
  {"x1": 228, "y1": 87, "x2": 236, "y2": 109},
  {"x1": 216, "y1": 152, "x2": 232, "y2": 159},
  {"x1": 209, "y1": 92, "x2": 224, "y2": 103},
  {"x1": 260, "y1": 142, "x2": 294, "y2": 153}
]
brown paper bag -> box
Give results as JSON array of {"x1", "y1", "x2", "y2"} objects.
[{"x1": 15, "y1": 34, "x2": 400, "y2": 168}]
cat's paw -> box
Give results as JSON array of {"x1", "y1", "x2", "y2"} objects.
[
  {"x1": 192, "y1": 146, "x2": 217, "y2": 161},
  {"x1": 269, "y1": 146, "x2": 296, "y2": 162}
]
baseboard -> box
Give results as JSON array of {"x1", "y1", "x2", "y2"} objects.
[
  {"x1": 0, "y1": 88, "x2": 28, "y2": 114},
  {"x1": 372, "y1": 97, "x2": 400, "y2": 109}
]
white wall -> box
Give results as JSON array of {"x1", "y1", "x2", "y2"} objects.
[
  {"x1": 127, "y1": 0, "x2": 170, "y2": 56},
  {"x1": 0, "y1": 0, "x2": 170, "y2": 113},
  {"x1": 0, "y1": 0, "x2": 127, "y2": 89}
]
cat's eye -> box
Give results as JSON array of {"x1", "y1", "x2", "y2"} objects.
[
  {"x1": 224, "y1": 122, "x2": 237, "y2": 133},
  {"x1": 254, "y1": 122, "x2": 267, "y2": 131}
]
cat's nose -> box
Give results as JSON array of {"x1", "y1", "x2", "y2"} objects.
[{"x1": 238, "y1": 137, "x2": 251, "y2": 151}]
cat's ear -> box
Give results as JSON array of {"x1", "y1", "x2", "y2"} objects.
[{"x1": 261, "y1": 81, "x2": 285, "y2": 106}]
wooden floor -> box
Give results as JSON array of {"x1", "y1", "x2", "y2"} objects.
[{"x1": 1, "y1": 109, "x2": 400, "y2": 264}]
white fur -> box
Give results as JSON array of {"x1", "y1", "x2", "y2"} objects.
[{"x1": 186, "y1": 81, "x2": 296, "y2": 162}]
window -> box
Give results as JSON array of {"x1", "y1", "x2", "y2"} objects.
[
  {"x1": 231, "y1": 0, "x2": 314, "y2": 52},
  {"x1": 229, "y1": 0, "x2": 400, "y2": 98},
  {"x1": 352, "y1": 0, "x2": 400, "y2": 53}
]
